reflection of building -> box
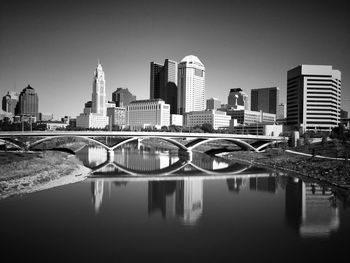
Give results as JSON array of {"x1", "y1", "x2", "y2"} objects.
[
  {"x1": 287, "y1": 65, "x2": 341, "y2": 132},
  {"x1": 226, "y1": 175, "x2": 276, "y2": 193},
  {"x1": 148, "y1": 179, "x2": 203, "y2": 225},
  {"x1": 176, "y1": 179, "x2": 203, "y2": 225},
  {"x1": 76, "y1": 146, "x2": 107, "y2": 168},
  {"x1": 91, "y1": 179, "x2": 104, "y2": 213},
  {"x1": 285, "y1": 178, "x2": 339, "y2": 237},
  {"x1": 148, "y1": 181, "x2": 177, "y2": 218}
]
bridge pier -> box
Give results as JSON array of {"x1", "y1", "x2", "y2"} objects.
[
  {"x1": 178, "y1": 149, "x2": 193, "y2": 162},
  {"x1": 107, "y1": 149, "x2": 115, "y2": 162}
]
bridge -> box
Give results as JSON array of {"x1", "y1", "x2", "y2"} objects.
[{"x1": 0, "y1": 131, "x2": 288, "y2": 154}]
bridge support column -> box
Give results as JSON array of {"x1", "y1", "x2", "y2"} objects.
[
  {"x1": 107, "y1": 149, "x2": 115, "y2": 162},
  {"x1": 178, "y1": 149, "x2": 193, "y2": 162},
  {"x1": 137, "y1": 138, "x2": 142, "y2": 150}
]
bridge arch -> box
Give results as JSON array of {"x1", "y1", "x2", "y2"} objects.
[
  {"x1": 29, "y1": 135, "x2": 112, "y2": 151},
  {"x1": 185, "y1": 137, "x2": 258, "y2": 152},
  {"x1": 0, "y1": 138, "x2": 24, "y2": 150}
]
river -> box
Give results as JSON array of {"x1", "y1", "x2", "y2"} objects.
[{"x1": 1, "y1": 144, "x2": 349, "y2": 262}]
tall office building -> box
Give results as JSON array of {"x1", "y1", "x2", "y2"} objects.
[
  {"x1": 2, "y1": 91, "x2": 19, "y2": 115},
  {"x1": 76, "y1": 62, "x2": 109, "y2": 129},
  {"x1": 206, "y1": 97, "x2": 221, "y2": 110},
  {"x1": 178, "y1": 55, "x2": 205, "y2": 114},
  {"x1": 150, "y1": 59, "x2": 178, "y2": 114},
  {"x1": 251, "y1": 87, "x2": 279, "y2": 114},
  {"x1": 18, "y1": 85, "x2": 39, "y2": 118},
  {"x1": 112, "y1": 88, "x2": 136, "y2": 107},
  {"x1": 227, "y1": 88, "x2": 249, "y2": 110},
  {"x1": 287, "y1": 65, "x2": 341, "y2": 132},
  {"x1": 92, "y1": 62, "x2": 106, "y2": 115}
]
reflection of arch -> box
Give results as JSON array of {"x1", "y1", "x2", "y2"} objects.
[
  {"x1": 256, "y1": 141, "x2": 278, "y2": 152},
  {"x1": 91, "y1": 158, "x2": 251, "y2": 177},
  {"x1": 0, "y1": 138, "x2": 24, "y2": 150},
  {"x1": 185, "y1": 138, "x2": 258, "y2": 152},
  {"x1": 29, "y1": 135, "x2": 111, "y2": 150},
  {"x1": 92, "y1": 159, "x2": 190, "y2": 176},
  {"x1": 110, "y1": 137, "x2": 188, "y2": 151}
]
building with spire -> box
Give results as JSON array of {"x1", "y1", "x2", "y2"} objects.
[
  {"x1": 178, "y1": 55, "x2": 205, "y2": 114},
  {"x1": 76, "y1": 62, "x2": 109, "y2": 129}
]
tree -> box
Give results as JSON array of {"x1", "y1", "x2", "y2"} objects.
[{"x1": 201, "y1": 123, "x2": 214, "y2": 133}]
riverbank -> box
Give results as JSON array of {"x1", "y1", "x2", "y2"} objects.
[
  {"x1": 220, "y1": 149, "x2": 350, "y2": 189},
  {"x1": 0, "y1": 151, "x2": 91, "y2": 200}
]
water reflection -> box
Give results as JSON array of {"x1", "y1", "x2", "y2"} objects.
[
  {"x1": 78, "y1": 145, "x2": 341, "y2": 236},
  {"x1": 285, "y1": 177, "x2": 339, "y2": 238}
]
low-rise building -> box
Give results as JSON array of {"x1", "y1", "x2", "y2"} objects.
[
  {"x1": 227, "y1": 109, "x2": 276, "y2": 125},
  {"x1": 170, "y1": 114, "x2": 183, "y2": 126},
  {"x1": 126, "y1": 99, "x2": 170, "y2": 130},
  {"x1": 107, "y1": 107, "x2": 126, "y2": 129},
  {"x1": 185, "y1": 110, "x2": 231, "y2": 129}
]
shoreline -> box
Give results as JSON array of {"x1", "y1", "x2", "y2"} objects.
[
  {"x1": 219, "y1": 150, "x2": 350, "y2": 190},
  {"x1": 0, "y1": 151, "x2": 91, "y2": 200}
]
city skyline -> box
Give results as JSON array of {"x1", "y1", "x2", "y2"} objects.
[{"x1": 1, "y1": 0, "x2": 349, "y2": 119}]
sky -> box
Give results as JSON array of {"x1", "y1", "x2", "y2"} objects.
[{"x1": 1, "y1": 0, "x2": 349, "y2": 119}]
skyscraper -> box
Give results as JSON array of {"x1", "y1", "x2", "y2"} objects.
[
  {"x1": 112, "y1": 88, "x2": 136, "y2": 107},
  {"x1": 227, "y1": 88, "x2": 249, "y2": 110},
  {"x1": 2, "y1": 91, "x2": 19, "y2": 115},
  {"x1": 251, "y1": 87, "x2": 279, "y2": 114},
  {"x1": 76, "y1": 62, "x2": 109, "y2": 129},
  {"x1": 178, "y1": 55, "x2": 205, "y2": 114},
  {"x1": 150, "y1": 59, "x2": 178, "y2": 114},
  {"x1": 92, "y1": 62, "x2": 106, "y2": 115},
  {"x1": 287, "y1": 65, "x2": 341, "y2": 132},
  {"x1": 18, "y1": 85, "x2": 38, "y2": 118}
]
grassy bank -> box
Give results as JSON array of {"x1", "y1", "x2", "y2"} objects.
[
  {"x1": 221, "y1": 149, "x2": 350, "y2": 189},
  {"x1": 0, "y1": 151, "x2": 91, "y2": 199}
]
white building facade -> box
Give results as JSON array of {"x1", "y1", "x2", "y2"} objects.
[
  {"x1": 287, "y1": 65, "x2": 341, "y2": 132},
  {"x1": 185, "y1": 110, "x2": 231, "y2": 129},
  {"x1": 76, "y1": 62, "x2": 109, "y2": 129},
  {"x1": 178, "y1": 55, "x2": 205, "y2": 114},
  {"x1": 126, "y1": 99, "x2": 170, "y2": 130}
]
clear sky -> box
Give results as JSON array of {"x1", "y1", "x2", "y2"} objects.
[{"x1": 1, "y1": 0, "x2": 349, "y2": 119}]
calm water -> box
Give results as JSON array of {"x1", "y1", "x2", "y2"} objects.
[{"x1": 1, "y1": 145, "x2": 350, "y2": 262}]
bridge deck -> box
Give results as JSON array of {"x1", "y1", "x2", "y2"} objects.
[{"x1": 0, "y1": 131, "x2": 287, "y2": 141}]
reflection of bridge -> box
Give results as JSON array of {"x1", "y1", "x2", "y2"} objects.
[
  {"x1": 90, "y1": 158, "x2": 251, "y2": 176},
  {"x1": 0, "y1": 131, "x2": 288, "y2": 153}
]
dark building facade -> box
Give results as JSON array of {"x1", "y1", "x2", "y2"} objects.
[
  {"x1": 150, "y1": 59, "x2": 178, "y2": 114},
  {"x1": 227, "y1": 88, "x2": 249, "y2": 109},
  {"x1": 18, "y1": 85, "x2": 38, "y2": 118},
  {"x1": 112, "y1": 88, "x2": 136, "y2": 107},
  {"x1": 251, "y1": 87, "x2": 279, "y2": 114},
  {"x1": 2, "y1": 91, "x2": 19, "y2": 115}
]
